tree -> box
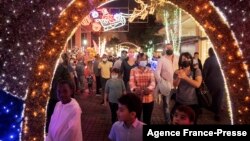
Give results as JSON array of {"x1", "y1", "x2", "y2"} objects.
[{"x1": 126, "y1": 15, "x2": 164, "y2": 51}]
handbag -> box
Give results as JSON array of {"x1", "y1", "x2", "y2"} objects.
[
  {"x1": 193, "y1": 69, "x2": 212, "y2": 108},
  {"x1": 158, "y1": 78, "x2": 171, "y2": 96},
  {"x1": 196, "y1": 82, "x2": 212, "y2": 108}
]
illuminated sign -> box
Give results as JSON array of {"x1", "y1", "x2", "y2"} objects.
[
  {"x1": 81, "y1": 0, "x2": 159, "y2": 32},
  {"x1": 91, "y1": 10, "x2": 99, "y2": 19},
  {"x1": 81, "y1": 15, "x2": 92, "y2": 26},
  {"x1": 82, "y1": 8, "x2": 126, "y2": 32},
  {"x1": 92, "y1": 22, "x2": 102, "y2": 32},
  {"x1": 96, "y1": 13, "x2": 126, "y2": 32}
]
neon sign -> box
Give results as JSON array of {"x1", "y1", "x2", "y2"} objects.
[
  {"x1": 81, "y1": 0, "x2": 161, "y2": 32},
  {"x1": 91, "y1": 10, "x2": 99, "y2": 19},
  {"x1": 96, "y1": 13, "x2": 126, "y2": 31},
  {"x1": 82, "y1": 8, "x2": 126, "y2": 32}
]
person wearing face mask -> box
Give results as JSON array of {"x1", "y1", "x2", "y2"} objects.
[
  {"x1": 113, "y1": 50, "x2": 127, "y2": 69},
  {"x1": 193, "y1": 59, "x2": 199, "y2": 70},
  {"x1": 98, "y1": 54, "x2": 113, "y2": 104},
  {"x1": 104, "y1": 68, "x2": 126, "y2": 124},
  {"x1": 129, "y1": 53, "x2": 156, "y2": 125},
  {"x1": 178, "y1": 52, "x2": 193, "y2": 69},
  {"x1": 155, "y1": 43, "x2": 179, "y2": 124},
  {"x1": 193, "y1": 52, "x2": 203, "y2": 71},
  {"x1": 172, "y1": 52, "x2": 202, "y2": 124},
  {"x1": 75, "y1": 53, "x2": 85, "y2": 94},
  {"x1": 120, "y1": 47, "x2": 137, "y2": 93},
  {"x1": 93, "y1": 54, "x2": 101, "y2": 95}
]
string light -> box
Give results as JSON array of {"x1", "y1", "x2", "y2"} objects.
[
  {"x1": 0, "y1": 90, "x2": 23, "y2": 140},
  {"x1": 6, "y1": 19, "x2": 10, "y2": 23},
  {"x1": 245, "y1": 96, "x2": 249, "y2": 102},
  {"x1": 217, "y1": 34, "x2": 223, "y2": 39}
]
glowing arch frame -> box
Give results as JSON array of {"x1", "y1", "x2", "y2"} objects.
[
  {"x1": 119, "y1": 42, "x2": 142, "y2": 49},
  {"x1": 21, "y1": 0, "x2": 250, "y2": 140}
]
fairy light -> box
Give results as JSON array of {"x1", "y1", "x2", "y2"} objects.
[
  {"x1": 245, "y1": 96, "x2": 249, "y2": 102},
  {"x1": 19, "y1": 0, "x2": 96, "y2": 140},
  {"x1": 0, "y1": 90, "x2": 23, "y2": 141}
]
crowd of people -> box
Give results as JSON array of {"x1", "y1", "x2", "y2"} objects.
[{"x1": 45, "y1": 44, "x2": 225, "y2": 141}]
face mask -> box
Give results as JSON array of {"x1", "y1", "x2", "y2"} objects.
[
  {"x1": 181, "y1": 61, "x2": 191, "y2": 68},
  {"x1": 193, "y1": 59, "x2": 198, "y2": 65},
  {"x1": 166, "y1": 49, "x2": 173, "y2": 56},
  {"x1": 139, "y1": 61, "x2": 147, "y2": 67},
  {"x1": 128, "y1": 53, "x2": 135, "y2": 58},
  {"x1": 111, "y1": 75, "x2": 118, "y2": 79},
  {"x1": 103, "y1": 58, "x2": 107, "y2": 62}
]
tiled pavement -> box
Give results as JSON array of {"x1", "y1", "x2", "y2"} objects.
[{"x1": 75, "y1": 92, "x2": 230, "y2": 141}]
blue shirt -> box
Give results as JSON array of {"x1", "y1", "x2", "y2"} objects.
[{"x1": 109, "y1": 119, "x2": 144, "y2": 141}]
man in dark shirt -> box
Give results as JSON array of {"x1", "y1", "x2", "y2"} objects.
[
  {"x1": 93, "y1": 54, "x2": 101, "y2": 95},
  {"x1": 203, "y1": 48, "x2": 225, "y2": 121}
]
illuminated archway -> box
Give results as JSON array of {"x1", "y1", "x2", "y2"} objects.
[
  {"x1": 119, "y1": 42, "x2": 141, "y2": 49},
  {"x1": 21, "y1": 0, "x2": 250, "y2": 140}
]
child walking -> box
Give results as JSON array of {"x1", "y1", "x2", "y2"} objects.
[
  {"x1": 104, "y1": 68, "x2": 126, "y2": 124},
  {"x1": 85, "y1": 61, "x2": 94, "y2": 95},
  {"x1": 86, "y1": 75, "x2": 94, "y2": 94}
]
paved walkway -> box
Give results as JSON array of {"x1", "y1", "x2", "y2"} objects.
[{"x1": 75, "y1": 92, "x2": 230, "y2": 141}]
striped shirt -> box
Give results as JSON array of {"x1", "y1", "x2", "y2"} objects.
[{"x1": 129, "y1": 67, "x2": 155, "y2": 103}]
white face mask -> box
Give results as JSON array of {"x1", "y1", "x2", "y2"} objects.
[
  {"x1": 128, "y1": 53, "x2": 135, "y2": 59},
  {"x1": 139, "y1": 61, "x2": 147, "y2": 67},
  {"x1": 111, "y1": 75, "x2": 118, "y2": 79},
  {"x1": 103, "y1": 58, "x2": 107, "y2": 62}
]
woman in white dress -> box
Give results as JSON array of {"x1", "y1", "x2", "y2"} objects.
[{"x1": 46, "y1": 80, "x2": 82, "y2": 141}]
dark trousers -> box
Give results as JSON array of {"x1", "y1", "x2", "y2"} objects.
[
  {"x1": 77, "y1": 76, "x2": 84, "y2": 92},
  {"x1": 171, "y1": 102, "x2": 200, "y2": 124},
  {"x1": 109, "y1": 102, "x2": 118, "y2": 124},
  {"x1": 138, "y1": 102, "x2": 154, "y2": 125},
  {"x1": 45, "y1": 98, "x2": 58, "y2": 133},
  {"x1": 210, "y1": 87, "x2": 224, "y2": 116},
  {"x1": 95, "y1": 76, "x2": 101, "y2": 94},
  {"x1": 100, "y1": 77, "x2": 109, "y2": 94}
]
